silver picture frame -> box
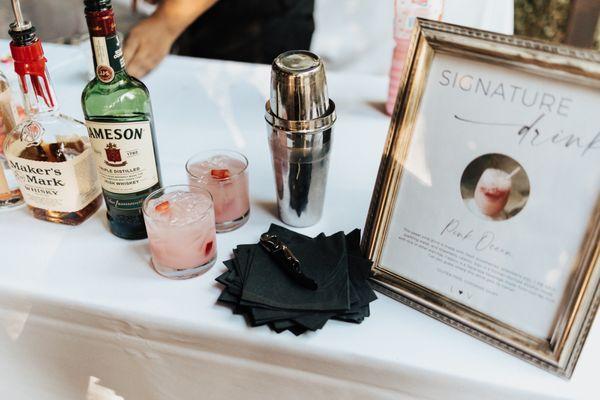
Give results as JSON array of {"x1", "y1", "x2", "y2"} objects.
[{"x1": 362, "y1": 19, "x2": 600, "y2": 379}]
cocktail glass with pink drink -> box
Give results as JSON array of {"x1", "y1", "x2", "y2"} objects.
[
  {"x1": 143, "y1": 185, "x2": 217, "y2": 279},
  {"x1": 186, "y1": 150, "x2": 250, "y2": 232},
  {"x1": 474, "y1": 168, "x2": 512, "y2": 218}
]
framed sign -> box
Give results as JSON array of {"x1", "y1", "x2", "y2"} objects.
[{"x1": 363, "y1": 19, "x2": 600, "y2": 378}]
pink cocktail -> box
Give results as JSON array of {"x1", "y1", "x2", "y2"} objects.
[
  {"x1": 186, "y1": 150, "x2": 250, "y2": 232},
  {"x1": 143, "y1": 185, "x2": 217, "y2": 279},
  {"x1": 474, "y1": 168, "x2": 512, "y2": 218}
]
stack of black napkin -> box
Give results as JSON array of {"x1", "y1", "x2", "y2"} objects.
[{"x1": 216, "y1": 224, "x2": 377, "y2": 335}]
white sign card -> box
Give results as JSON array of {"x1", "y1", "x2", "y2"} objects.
[{"x1": 380, "y1": 52, "x2": 600, "y2": 339}]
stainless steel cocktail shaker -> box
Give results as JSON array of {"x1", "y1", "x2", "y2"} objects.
[{"x1": 265, "y1": 50, "x2": 336, "y2": 227}]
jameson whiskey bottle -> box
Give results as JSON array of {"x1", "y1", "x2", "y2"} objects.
[
  {"x1": 81, "y1": 0, "x2": 162, "y2": 239},
  {"x1": 4, "y1": 19, "x2": 102, "y2": 224}
]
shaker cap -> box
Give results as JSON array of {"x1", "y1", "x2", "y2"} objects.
[{"x1": 269, "y1": 50, "x2": 332, "y2": 122}]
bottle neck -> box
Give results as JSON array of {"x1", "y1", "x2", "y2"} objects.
[
  {"x1": 85, "y1": 8, "x2": 126, "y2": 83},
  {"x1": 19, "y1": 69, "x2": 58, "y2": 116}
]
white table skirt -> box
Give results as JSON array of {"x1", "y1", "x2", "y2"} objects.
[{"x1": 0, "y1": 42, "x2": 596, "y2": 400}]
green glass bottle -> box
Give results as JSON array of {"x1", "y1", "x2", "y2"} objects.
[{"x1": 81, "y1": 0, "x2": 162, "y2": 239}]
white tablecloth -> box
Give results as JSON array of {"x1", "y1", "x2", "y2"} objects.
[{"x1": 0, "y1": 42, "x2": 596, "y2": 400}]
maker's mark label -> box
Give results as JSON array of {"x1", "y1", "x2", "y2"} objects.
[
  {"x1": 5, "y1": 142, "x2": 101, "y2": 213},
  {"x1": 85, "y1": 120, "x2": 158, "y2": 194}
]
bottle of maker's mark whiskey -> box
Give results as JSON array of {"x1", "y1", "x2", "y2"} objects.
[
  {"x1": 81, "y1": 0, "x2": 162, "y2": 239},
  {"x1": 3, "y1": 19, "x2": 102, "y2": 224}
]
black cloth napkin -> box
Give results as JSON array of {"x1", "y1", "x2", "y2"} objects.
[{"x1": 216, "y1": 224, "x2": 377, "y2": 335}]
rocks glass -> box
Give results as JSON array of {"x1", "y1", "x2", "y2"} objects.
[
  {"x1": 186, "y1": 150, "x2": 250, "y2": 232},
  {"x1": 143, "y1": 185, "x2": 217, "y2": 279}
]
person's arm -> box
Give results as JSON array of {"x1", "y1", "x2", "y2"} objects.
[{"x1": 124, "y1": 0, "x2": 218, "y2": 78}]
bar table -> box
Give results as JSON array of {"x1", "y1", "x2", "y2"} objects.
[{"x1": 0, "y1": 41, "x2": 596, "y2": 400}]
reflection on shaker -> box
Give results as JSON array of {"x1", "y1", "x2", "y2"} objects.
[
  {"x1": 265, "y1": 50, "x2": 336, "y2": 227},
  {"x1": 290, "y1": 161, "x2": 312, "y2": 217}
]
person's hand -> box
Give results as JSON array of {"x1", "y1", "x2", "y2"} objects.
[
  {"x1": 123, "y1": 14, "x2": 179, "y2": 78},
  {"x1": 125, "y1": 0, "x2": 218, "y2": 78}
]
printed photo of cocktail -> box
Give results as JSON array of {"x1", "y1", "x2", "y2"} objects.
[
  {"x1": 473, "y1": 168, "x2": 513, "y2": 219},
  {"x1": 461, "y1": 154, "x2": 530, "y2": 221},
  {"x1": 186, "y1": 150, "x2": 250, "y2": 232},
  {"x1": 143, "y1": 185, "x2": 217, "y2": 279}
]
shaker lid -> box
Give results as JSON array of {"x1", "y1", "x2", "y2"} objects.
[
  {"x1": 274, "y1": 51, "x2": 320, "y2": 74},
  {"x1": 269, "y1": 50, "x2": 332, "y2": 123}
]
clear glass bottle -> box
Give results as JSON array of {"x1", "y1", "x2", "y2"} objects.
[
  {"x1": 81, "y1": 0, "x2": 162, "y2": 239},
  {"x1": 0, "y1": 70, "x2": 24, "y2": 208},
  {"x1": 3, "y1": 22, "x2": 102, "y2": 224}
]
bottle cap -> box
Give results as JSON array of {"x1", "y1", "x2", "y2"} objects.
[
  {"x1": 8, "y1": 23, "x2": 36, "y2": 45},
  {"x1": 84, "y1": 0, "x2": 112, "y2": 12}
]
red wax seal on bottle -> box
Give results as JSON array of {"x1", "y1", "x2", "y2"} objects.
[
  {"x1": 85, "y1": 8, "x2": 117, "y2": 37},
  {"x1": 10, "y1": 37, "x2": 55, "y2": 108}
]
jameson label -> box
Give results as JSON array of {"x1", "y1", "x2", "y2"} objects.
[
  {"x1": 5, "y1": 144, "x2": 101, "y2": 212},
  {"x1": 91, "y1": 35, "x2": 124, "y2": 83},
  {"x1": 85, "y1": 120, "x2": 159, "y2": 194}
]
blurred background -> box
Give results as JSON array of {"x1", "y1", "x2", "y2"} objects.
[
  {"x1": 0, "y1": 0, "x2": 598, "y2": 74},
  {"x1": 515, "y1": 0, "x2": 599, "y2": 48}
]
